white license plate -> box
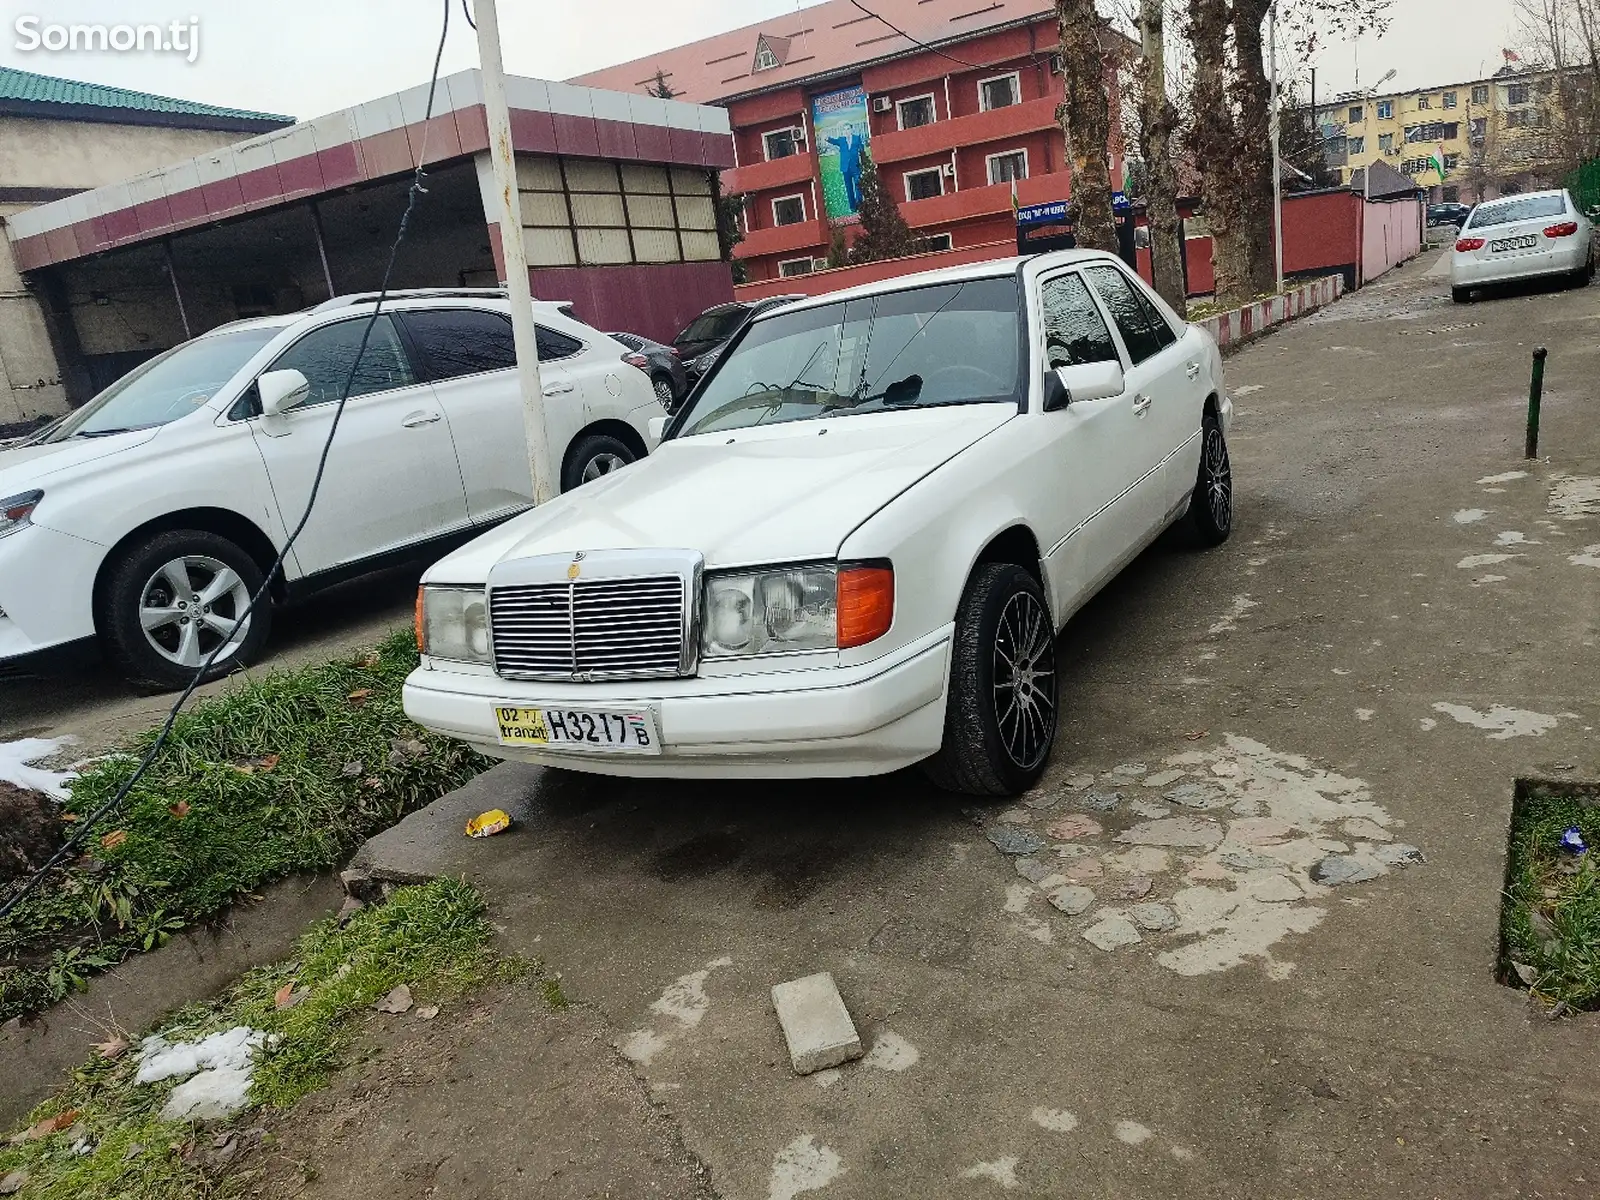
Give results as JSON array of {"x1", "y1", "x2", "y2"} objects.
[
  {"x1": 1490, "y1": 235, "x2": 1537, "y2": 251},
  {"x1": 494, "y1": 705, "x2": 661, "y2": 754}
]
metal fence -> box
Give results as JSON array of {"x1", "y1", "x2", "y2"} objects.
[{"x1": 1566, "y1": 157, "x2": 1600, "y2": 211}]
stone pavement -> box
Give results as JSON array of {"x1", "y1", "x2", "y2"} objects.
[{"x1": 352, "y1": 249, "x2": 1600, "y2": 1198}]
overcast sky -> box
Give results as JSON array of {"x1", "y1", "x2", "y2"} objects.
[{"x1": 0, "y1": 0, "x2": 1529, "y2": 122}]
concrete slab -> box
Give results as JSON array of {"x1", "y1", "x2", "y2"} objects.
[{"x1": 770, "y1": 971, "x2": 863, "y2": 1075}]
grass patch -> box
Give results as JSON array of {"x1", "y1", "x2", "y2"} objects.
[
  {"x1": 0, "y1": 879, "x2": 532, "y2": 1199},
  {"x1": 1499, "y1": 779, "x2": 1600, "y2": 1010},
  {"x1": 0, "y1": 631, "x2": 490, "y2": 1021}
]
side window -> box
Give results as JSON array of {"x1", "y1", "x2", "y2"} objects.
[
  {"x1": 267, "y1": 315, "x2": 415, "y2": 408},
  {"x1": 1040, "y1": 273, "x2": 1119, "y2": 369},
  {"x1": 536, "y1": 325, "x2": 583, "y2": 361},
  {"x1": 402, "y1": 309, "x2": 515, "y2": 380},
  {"x1": 1083, "y1": 265, "x2": 1165, "y2": 365}
]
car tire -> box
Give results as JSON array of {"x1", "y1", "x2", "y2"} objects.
[
  {"x1": 101, "y1": 529, "x2": 272, "y2": 690},
  {"x1": 1451, "y1": 286, "x2": 1472, "y2": 303},
  {"x1": 562, "y1": 433, "x2": 637, "y2": 492},
  {"x1": 1190, "y1": 409, "x2": 1233, "y2": 546},
  {"x1": 651, "y1": 375, "x2": 676, "y2": 408},
  {"x1": 923, "y1": 562, "x2": 1058, "y2": 797}
]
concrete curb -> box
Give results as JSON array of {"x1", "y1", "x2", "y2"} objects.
[{"x1": 1198, "y1": 274, "x2": 1345, "y2": 353}]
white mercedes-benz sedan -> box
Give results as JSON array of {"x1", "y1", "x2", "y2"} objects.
[
  {"x1": 1451, "y1": 188, "x2": 1595, "y2": 301},
  {"x1": 404, "y1": 251, "x2": 1232, "y2": 796}
]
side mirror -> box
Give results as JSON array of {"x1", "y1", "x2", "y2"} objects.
[
  {"x1": 258, "y1": 369, "x2": 310, "y2": 417},
  {"x1": 1042, "y1": 360, "x2": 1126, "y2": 411},
  {"x1": 647, "y1": 415, "x2": 669, "y2": 442}
]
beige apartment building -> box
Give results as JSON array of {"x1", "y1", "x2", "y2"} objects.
[{"x1": 1331, "y1": 65, "x2": 1581, "y2": 204}]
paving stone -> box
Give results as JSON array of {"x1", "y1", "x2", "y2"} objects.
[
  {"x1": 1115, "y1": 817, "x2": 1224, "y2": 850},
  {"x1": 1105, "y1": 846, "x2": 1169, "y2": 875},
  {"x1": 1077, "y1": 790, "x2": 1122, "y2": 813},
  {"x1": 987, "y1": 826, "x2": 1046, "y2": 856},
  {"x1": 1308, "y1": 855, "x2": 1384, "y2": 886},
  {"x1": 1129, "y1": 800, "x2": 1169, "y2": 819},
  {"x1": 1082, "y1": 913, "x2": 1142, "y2": 950},
  {"x1": 1023, "y1": 789, "x2": 1059, "y2": 810},
  {"x1": 1045, "y1": 814, "x2": 1103, "y2": 840},
  {"x1": 1062, "y1": 774, "x2": 1096, "y2": 791},
  {"x1": 1228, "y1": 817, "x2": 1297, "y2": 846},
  {"x1": 1186, "y1": 858, "x2": 1233, "y2": 882},
  {"x1": 1373, "y1": 843, "x2": 1425, "y2": 867},
  {"x1": 1048, "y1": 885, "x2": 1096, "y2": 915},
  {"x1": 1111, "y1": 762, "x2": 1149, "y2": 776},
  {"x1": 1245, "y1": 874, "x2": 1303, "y2": 903},
  {"x1": 1141, "y1": 769, "x2": 1187, "y2": 789},
  {"x1": 1061, "y1": 858, "x2": 1103, "y2": 881},
  {"x1": 1128, "y1": 902, "x2": 1178, "y2": 932},
  {"x1": 1218, "y1": 850, "x2": 1283, "y2": 871},
  {"x1": 1014, "y1": 857, "x2": 1053, "y2": 885},
  {"x1": 1164, "y1": 782, "x2": 1228, "y2": 810},
  {"x1": 1341, "y1": 818, "x2": 1393, "y2": 841},
  {"x1": 997, "y1": 807, "x2": 1033, "y2": 824},
  {"x1": 1115, "y1": 875, "x2": 1154, "y2": 900},
  {"x1": 770, "y1": 972, "x2": 864, "y2": 1075}
]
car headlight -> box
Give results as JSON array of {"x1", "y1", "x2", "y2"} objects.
[
  {"x1": 416, "y1": 586, "x2": 491, "y2": 664},
  {"x1": 701, "y1": 563, "x2": 893, "y2": 658},
  {"x1": 0, "y1": 490, "x2": 41, "y2": 540}
]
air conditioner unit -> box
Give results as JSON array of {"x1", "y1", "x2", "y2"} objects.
[
  {"x1": 871, "y1": 95, "x2": 893, "y2": 113},
  {"x1": 941, "y1": 162, "x2": 956, "y2": 177},
  {"x1": 1048, "y1": 53, "x2": 1064, "y2": 75},
  {"x1": 790, "y1": 126, "x2": 808, "y2": 145},
  {"x1": 813, "y1": 258, "x2": 830, "y2": 269}
]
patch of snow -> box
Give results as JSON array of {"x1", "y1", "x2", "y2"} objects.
[
  {"x1": 1030, "y1": 1106, "x2": 1079, "y2": 1133},
  {"x1": 1208, "y1": 594, "x2": 1258, "y2": 636},
  {"x1": 1431, "y1": 702, "x2": 1558, "y2": 740},
  {"x1": 960, "y1": 1156, "x2": 1020, "y2": 1189},
  {"x1": 136, "y1": 1026, "x2": 267, "y2": 1122},
  {"x1": 1457, "y1": 553, "x2": 1517, "y2": 569},
  {"x1": 0, "y1": 736, "x2": 78, "y2": 799},
  {"x1": 769, "y1": 1135, "x2": 846, "y2": 1200},
  {"x1": 1549, "y1": 475, "x2": 1600, "y2": 519},
  {"x1": 1477, "y1": 470, "x2": 1528, "y2": 485},
  {"x1": 1451, "y1": 509, "x2": 1488, "y2": 524},
  {"x1": 1569, "y1": 544, "x2": 1600, "y2": 569},
  {"x1": 861, "y1": 1031, "x2": 920, "y2": 1072}
]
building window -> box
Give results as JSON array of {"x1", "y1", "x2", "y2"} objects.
[
  {"x1": 1508, "y1": 83, "x2": 1530, "y2": 104},
  {"x1": 518, "y1": 156, "x2": 720, "y2": 268},
  {"x1": 897, "y1": 95, "x2": 935, "y2": 130},
  {"x1": 1348, "y1": 104, "x2": 1363, "y2": 123},
  {"x1": 1469, "y1": 116, "x2": 1487, "y2": 142},
  {"x1": 771, "y1": 194, "x2": 806, "y2": 226},
  {"x1": 1377, "y1": 99, "x2": 1393, "y2": 119},
  {"x1": 1418, "y1": 94, "x2": 1432, "y2": 110},
  {"x1": 1471, "y1": 84, "x2": 1489, "y2": 104},
  {"x1": 978, "y1": 72, "x2": 1021, "y2": 111},
  {"x1": 1348, "y1": 135, "x2": 1365, "y2": 154},
  {"x1": 1405, "y1": 121, "x2": 1459, "y2": 143},
  {"x1": 1442, "y1": 185, "x2": 1459, "y2": 202},
  {"x1": 1444, "y1": 153, "x2": 1460, "y2": 171},
  {"x1": 1443, "y1": 90, "x2": 1457, "y2": 108},
  {"x1": 986, "y1": 149, "x2": 1028, "y2": 185},
  {"x1": 1378, "y1": 132, "x2": 1394, "y2": 152},
  {"x1": 1401, "y1": 157, "x2": 1428, "y2": 175},
  {"x1": 904, "y1": 167, "x2": 944, "y2": 201},
  {"x1": 918, "y1": 232, "x2": 953, "y2": 252},
  {"x1": 763, "y1": 127, "x2": 800, "y2": 161},
  {"x1": 778, "y1": 257, "x2": 814, "y2": 277}
]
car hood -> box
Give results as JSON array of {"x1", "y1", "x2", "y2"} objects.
[
  {"x1": 426, "y1": 403, "x2": 1017, "y2": 581},
  {"x1": 0, "y1": 428, "x2": 159, "y2": 493}
]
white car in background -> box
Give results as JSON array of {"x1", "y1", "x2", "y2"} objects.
[
  {"x1": 1451, "y1": 188, "x2": 1595, "y2": 301},
  {"x1": 0, "y1": 290, "x2": 663, "y2": 687},
  {"x1": 405, "y1": 252, "x2": 1232, "y2": 796}
]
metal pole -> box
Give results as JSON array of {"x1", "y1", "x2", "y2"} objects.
[
  {"x1": 1525, "y1": 346, "x2": 1547, "y2": 459},
  {"x1": 163, "y1": 239, "x2": 191, "y2": 339},
  {"x1": 1269, "y1": 0, "x2": 1284, "y2": 293},
  {"x1": 475, "y1": 0, "x2": 556, "y2": 506},
  {"x1": 309, "y1": 200, "x2": 336, "y2": 300}
]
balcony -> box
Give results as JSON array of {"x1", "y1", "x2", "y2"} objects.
[
  {"x1": 900, "y1": 174, "x2": 1067, "y2": 227},
  {"x1": 869, "y1": 95, "x2": 1061, "y2": 166},
  {"x1": 739, "y1": 217, "x2": 827, "y2": 260},
  {"x1": 721, "y1": 151, "x2": 816, "y2": 196}
]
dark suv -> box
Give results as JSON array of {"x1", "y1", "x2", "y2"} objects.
[
  {"x1": 1427, "y1": 202, "x2": 1472, "y2": 228},
  {"x1": 672, "y1": 294, "x2": 806, "y2": 382}
]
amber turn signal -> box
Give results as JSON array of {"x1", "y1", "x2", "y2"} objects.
[
  {"x1": 414, "y1": 586, "x2": 426, "y2": 652},
  {"x1": 837, "y1": 566, "x2": 894, "y2": 648}
]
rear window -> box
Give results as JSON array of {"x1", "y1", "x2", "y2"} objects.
[
  {"x1": 1467, "y1": 195, "x2": 1566, "y2": 229},
  {"x1": 675, "y1": 309, "x2": 746, "y2": 346}
]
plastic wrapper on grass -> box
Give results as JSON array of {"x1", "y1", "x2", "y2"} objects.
[{"x1": 1499, "y1": 782, "x2": 1600, "y2": 1011}]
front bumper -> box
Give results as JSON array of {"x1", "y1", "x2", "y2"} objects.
[
  {"x1": 0, "y1": 523, "x2": 103, "y2": 665},
  {"x1": 1452, "y1": 240, "x2": 1590, "y2": 287},
  {"x1": 403, "y1": 626, "x2": 953, "y2": 779}
]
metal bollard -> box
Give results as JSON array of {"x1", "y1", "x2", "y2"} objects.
[{"x1": 1525, "y1": 346, "x2": 1547, "y2": 460}]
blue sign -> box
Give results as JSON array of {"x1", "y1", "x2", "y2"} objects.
[
  {"x1": 1017, "y1": 200, "x2": 1069, "y2": 225},
  {"x1": 1111, "y1": 190, "x2": 1130, "y2": 211}
]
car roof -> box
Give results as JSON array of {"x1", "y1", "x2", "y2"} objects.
[
  {"x1": 1480, "y1": 188, "x2": 1567, "y2": 203},
  {"x1": 756, "y1": 249, "x2": 1128, "y2": 319}
]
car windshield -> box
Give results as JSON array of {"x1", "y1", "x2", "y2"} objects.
[
  {"x1": 675, "y1": 309, "x2": 746, "y2": 346},
  {"x1": 46, "y1": 325, "x2": 284, "y2": 442},
  {"x1": 1467, "y1": 194, "x2": 1566, "y2": 229},
  {"x1": 675, "y1": 275, "x2": 1022, "y2": 437}
]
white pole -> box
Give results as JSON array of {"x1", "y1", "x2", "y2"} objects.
[
  {"x1": 1269, "y1": 0, "x2": 1284, "y2": 293},
  {"x1": 475, "y1": 0, "x2": 556, "y2": 506}
]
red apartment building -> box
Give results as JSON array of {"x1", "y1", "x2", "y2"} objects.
[{"x1": 575, "y1": 0, "x2": 1124, "y2": 285}]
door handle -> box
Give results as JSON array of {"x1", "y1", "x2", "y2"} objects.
[
  {"x1": 542, "y1": 380, "x2": 575, "y2": 396},
  {"x1": 401, "y1": 410, "x2": 442, "y2": 428},
  {"x1": 1132, "y1": 393, "x2": 1152, "y2": 416},
  {"x1": 1186, "y1": 361, "x2": 1202, "y2": 380}
]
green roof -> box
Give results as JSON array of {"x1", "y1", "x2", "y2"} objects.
[{"x1": 0, "y1": 66, "x2": 291, "y2": 127}]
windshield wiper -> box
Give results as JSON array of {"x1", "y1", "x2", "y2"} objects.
[{"x1": 76, "y1": 426, "x2": 139, "y2": 438}]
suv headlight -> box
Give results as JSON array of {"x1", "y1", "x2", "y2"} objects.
[
  {"x1": 0, "y1": 490, "x2": 41, "y2": 540},
  {"x1": 701, "y1": 563, "x2": 893, "y2": 659},
  {"x1": 416, "y1": 586, "x2": 491, "y2": 665}
]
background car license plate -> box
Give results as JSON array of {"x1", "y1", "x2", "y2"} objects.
[
  {"x1": 495, "y1": 705, "x2": 660, "y2": 754},
  {"x1": 1491, "y1": 235, "x2": 1537, "y2": 251}
]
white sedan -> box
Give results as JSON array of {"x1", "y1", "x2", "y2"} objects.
[
  {"x1": 405, "y1": 251, "x2": 1232, "y2": 796},
  {"x1": 1451, "y1": 188, "x2": 1595, "y2": 301},
  {"x1": 0, "y1": 291, "x2": 663, "y2": 688}
]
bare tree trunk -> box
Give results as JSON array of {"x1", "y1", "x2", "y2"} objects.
[
  {"x1": 1057, "y1": 0, "x2": 1117, "y2": 251},
  {"x1": 1139, "y1": 0, "x2": 1186, "y2": 309},
  {"x1": 1187, "y1": 0, "x2": 1245, "y2": 301},
  {"x1": 1229, "y1": 0, "x2": 1278, "y2": 298}
]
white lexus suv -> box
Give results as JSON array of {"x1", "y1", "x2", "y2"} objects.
[
  {"x1": 0, "y1": 290, "x2": 663, "y2": 687},
  {"x1": 404, "y1": 252, "x2": 1231, "y2": 795}
]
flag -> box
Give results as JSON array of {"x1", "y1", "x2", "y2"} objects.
[
  {"x1": 1425, "y1": 142, "x2": 1447, "y2": 178},
  {"x1": 1503, "y1": 48, "x2": 1521, "y2": 63},
  {"x1": 1010, "y1": 176, "x2": 1019, "y2": 216}
]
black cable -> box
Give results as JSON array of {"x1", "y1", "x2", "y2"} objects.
[
  {"x1": 0, "y1": 0, "x2": 454, "y2": 924},
  {"x1": 846, "y1": 0, "x2": 991, "y2": 71},
  {"x1": 461, "y1": 0, "x2": 476, "y2": 30}
]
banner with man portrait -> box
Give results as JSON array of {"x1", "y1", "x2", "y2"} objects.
[{"x1": 811, "y1": 85, "x2": 871, "y2": 222}]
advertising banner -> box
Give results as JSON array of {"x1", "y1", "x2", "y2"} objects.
[{"x1": 812, "y1": 85, "x2": 871, "y2": 222}]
